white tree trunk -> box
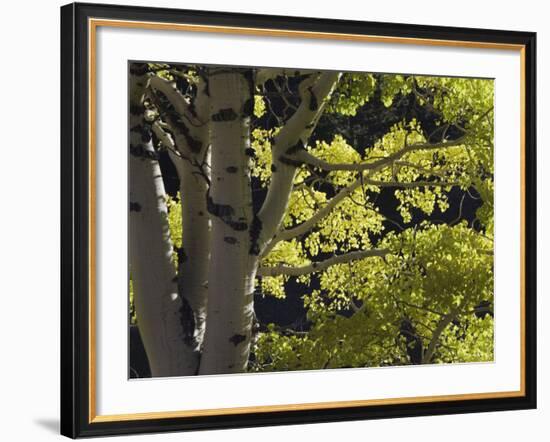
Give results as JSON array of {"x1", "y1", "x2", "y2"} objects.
[
  {"x1": 199, "y1": 70, "x2": 256, "y2": 375},
  {"x1": 256, "y1": 73, "x2": 340, "y2": 255},
  {"x1": 166, "y1": 78, "x2": 212, "y2": 352},
  {"x1": 172, "y1": 157, "x2": 210, "y2": 349},
  {"x1": 129, "y1": 68, "x2": 200, "y2": 376},
  {"x1": 134, "y1": 69, "x2": 339, "y2": 376}
]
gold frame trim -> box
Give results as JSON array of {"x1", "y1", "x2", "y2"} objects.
[{"x1": 88, "y1": 18, "x2": 527, "y2": 424}]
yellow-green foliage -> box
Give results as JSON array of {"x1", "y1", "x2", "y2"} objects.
[
  {"x1": 436, "y1": 315, "x2": 494, "y2": 363},
  {"x1": 144, "y1": 69, "x2": 495, "y2": 372},
  {"x1": 328, "y1": 73, "x2": 377, "y2": 115},
  {"x1": 252, "y1": 74, "x2": 494, "y2": 371},
  {"x1": 260, "y1": 239, "x2": 309, "y2": 299},
  {"x1": 166, "y1": 193, "x2": 182, "y2": 267},
  {"x1": 251, "y1": 128, "x2": 277, "y2": 183},
  {"x1": 255, "y1": 223, "x2": 493, "y2": 371},
  {"x1": 254, "y1": 95, "x2": 266, "y2": 118}
]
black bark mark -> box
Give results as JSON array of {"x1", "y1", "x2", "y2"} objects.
[
  {"x1": 224, "y1": 236, "x2": 238, "y2": 245},
  {"x1": 130, "y1": 144, "x2": 159, "y2": 161},
  {"x1": 285, "y1": 140, "x2": 305, "y2": 156},
  {"x1": 278, "y1": 156, "x2": 303, "y2": 168},
  {"x1": 153, "y1": 90, "x2": 203, "y2": 153},
  {"x1": 174, "y1": 246, "x2": 188, "y2": 264},
  {"x1": 270, "y1": 164, "x2": 277, "y2": 173},
  {"x1": 245, "y1": 147, "x2": 256, "y2": 157},
  {"x1": 212, "y1": 108, "x2": 238, "y2": 122},
  {"x1": 308, "y1": 86, "x2": 318, "y2": 111},
  {"x1": 129, "y1": 202, "x2": 142, "y2": 212},
  {"x1": 171, "y1": 118, "x2": 202, "y2": 153},
  {"x1": 226, "y1": 166, "x2": 238, "y2": 173},
  {"x1": 206, "y1": 192, "x2": 248, "y2": 231},
  {"x1": 179, "y1": 296, "x2": 197, "y2": 346},
  {"x1": 179, "y1": 127, "x2": 202, "y2": 153},
  {"x1": 249, "y1": 215, "x2": 263, "y2": 255},
  {"x1": 229, "y1": 334, "x2": 246, "y2": 346},
  {"x1": 206, "y1": 194, "x2": 234, "y2": 218}
]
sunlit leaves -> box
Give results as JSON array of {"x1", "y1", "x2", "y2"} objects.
[
  {"x1": 252, "y1": 74, "x2": 494, "y2": 372},
  {"x1": 254, "y1": 95, "x2": 266, "y2": 118},
  {"x1": 310, "y1": 135, "x2": 362, "y2": 186},
  {"x1": 328, "y1": 73, "x2": 377, "y2": 116},
  {"x1": 436, "y1": 315, "x2": 494, "y2": 363},
  {"x1": 255, "y1": 222, "x2": 494, "y2": 371},
  {"x1": 380, "y1": 74, "x2": 411, "y2": 107},
  {"x1": 415, "y1": 76, "x2": 494, "y2": 127},
  {"x1": 166, "y1": 193, "x2": 182, "y2": 249},
  {"x1": 259, "y1": 239, "x2": 309, "y2": 299},
  {"x1": 157, "y1": 69, "x2": 496, "y2": 372},
  {"x1": 251, "y1": 128, "x2": 277, "y2": 184}
]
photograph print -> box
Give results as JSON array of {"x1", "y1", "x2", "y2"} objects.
[{"x1": 128, "y1": 62, "x2": 494, "y2": 379}]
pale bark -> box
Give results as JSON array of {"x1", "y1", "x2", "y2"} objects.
[
  {"x1": 173, "y1": 155, "x2": 210, "y2": 348},
  {"x1": 255, "y1": 72, "x2": 341, "y2": 257},
  {"x1": 294, "y1": 136, "x2": 467, "y2": 173},
  {"x1": 150, "y1": 76, "x2": 212, "y2": 352},
  {"x1": 133, "y1": 66, "x2": 465, "y2": 377},
  {"x1": 261, "y1": 134, "x2": 463, "y2": 256},
  {"x1": 199, "y1": 70, "x2": 256, "y2": 375},
  {"x1": 129, "y1": 68, "x2": 199, "y2": 376},
  {"x1": 363, "y1": 178, "x2": 458, "y2": 188},
  {"x1": 422, "y1": 311, "x2": 457, "y2": 364},
  {"x1": 262, "y1": 174, "x2": 366, "y2": 257},
  {"x1": 258, "y1": 249, "x2": 389, "y2": 277}
]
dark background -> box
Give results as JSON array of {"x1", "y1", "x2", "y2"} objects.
[{"x1": 130, "y1": 67, "x2": 485, "y2": 377}]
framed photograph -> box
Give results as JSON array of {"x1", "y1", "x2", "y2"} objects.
[{"x1": 60, "y1": 2, "x2": 537, "y2": 438}]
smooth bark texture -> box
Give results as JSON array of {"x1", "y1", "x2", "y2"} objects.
[
  {"x1": 257, "y1": 249, "x2": 389, "y2": 277},
  {"x1": 255, "y1": 72, "x2": 340, "y2": 256},
  {"x1": 133, "y1": 67, "x2": 462, "y2": 377},
  {"x1": 150, "y1": 76, "x2": 212, "y2": 353},
  {"x1": 199, "y1": 70, "x2": 256, "y2": 375},
  {"x1": 129, "y1": 68, "x2": 199, "y2": 376}
]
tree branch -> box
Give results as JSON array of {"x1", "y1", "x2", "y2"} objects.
[
  {"x1": 262, "y1": 176, "x2": 363, "y2": 257},
  {"x1": 254, "y1": 72, "x2": 341, "y2": 257},
  {"x1": 261, "y1": 172, "x2": 455, "y2": 258},
  {"x1": 394, "y1": 160, "x2": 449, "y2": 178},
  {"x1": 147, "y1": 77, "x2": 210, "y2": 180},
  {"x1": 148, "y1": 75, "x2": 192, "y2": 119},
  {"x1": 258, "y1": 249, "x2": 388, "y2": 277},
  {"x1": 292, "y1": 135, "x2": 467, "y2": 173},
  {"x1": 422, "y1": 310, "x2": 458, "y2": 364},
  {"x1": 363, "y1": 178, "x2": 459, "y2": 189},
  {"x1": 151, "y1": 121, "x2": 184, "y2": 160}
]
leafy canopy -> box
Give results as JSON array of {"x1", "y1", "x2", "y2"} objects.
[{"x1": 163, "y1": 70, "x2": 495, "y2": 371}]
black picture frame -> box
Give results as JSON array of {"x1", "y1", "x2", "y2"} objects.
[{"x1": 61, "y1": 2, "x2": 537, "y2": 438}]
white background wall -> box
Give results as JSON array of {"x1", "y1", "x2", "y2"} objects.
[{"x1": 0, "y1": 0, "x2": 546, "y2": 440}]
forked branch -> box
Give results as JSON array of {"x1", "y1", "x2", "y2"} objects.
[{"x1": 258, "y1": 249, "x2": 389, "y2": 277}]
